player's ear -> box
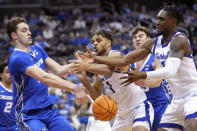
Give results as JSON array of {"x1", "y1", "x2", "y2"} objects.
[
  {"x1": 171, "y1": 18, "x2": 177, "y2": 27},
  {"x1": 11, "y1": 32, "x2": 17, "y2": 40},
  {"x1": 107, "y1": 39, "x2": 111, "y2": 47}
]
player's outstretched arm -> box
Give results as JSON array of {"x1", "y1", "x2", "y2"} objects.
[
  {"x1": 70, "y1": 51, "x2": 114, "y2": 76},
  {"x1": 45, "y1": 57, "x2": 73, "y2": 77},
  {"x1": 91, "y1": 39, "x2": 154, "y2": 67},
  {"x1": 70, "y1": 60, "x2": 114, "y2": 76},
  {"x1": 25, "y1": 66, "x2": 89, "y2": 104},
  {"x1": 120, "y1": 36, "x2": 188, "y2": 84},
  {"x1": 78, "y1": 71, "x2": 103, "y2": 100}
]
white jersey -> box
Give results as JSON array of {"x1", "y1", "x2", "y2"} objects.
[
  {"x1": 152, "y1": 32, "x2": 197, "y2": 99},
  {"x1": 98, "y1": 50, "x2": 147, "y2": 111}
]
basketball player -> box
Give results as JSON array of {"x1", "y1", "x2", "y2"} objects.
[
  {"x1": 79, "y1": 5, "x2": 197, "y2": 131},
  {"x1": 6, "y1": 17, "x2": 89, "y2": 131},
  {"x1": 70, "y1": 29, "x2": 154, "y2": 131},
  {"x1": 0, "y1": 59, "x2": 17, "y2": 131},
  {"x1": 130, "y1": 26, "x2": 171, "y2": 131}
]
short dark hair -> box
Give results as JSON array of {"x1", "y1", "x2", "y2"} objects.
[
  {"x1": 90, "y1": 29, "x2": 113, "y2": 42},
  {"x1": 6, "y1": 17, "x2": 27, "y2": 38},
  {"x1": 0, "y1": 59, "x2": 8, "y2": 74},
  {"x1": 131, "y1": 26, "x2": 152, "y2": 38},
  {"x1": 161, "y1": 5, "x2": 183, "y2": 25}
]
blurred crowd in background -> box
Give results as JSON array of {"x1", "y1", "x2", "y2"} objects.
[{"x1": 0, "y1": 0, "x2": 197, "y2": 130}]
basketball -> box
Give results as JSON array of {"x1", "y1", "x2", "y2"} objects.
[{"x1": 92, "y1": 95, "x2": 118, "y2": 121}]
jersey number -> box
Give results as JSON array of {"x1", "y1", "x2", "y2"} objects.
[{"x1": 4, "y1": 102, "x2": 13, "y2": 113}]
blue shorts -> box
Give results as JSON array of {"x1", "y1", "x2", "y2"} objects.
[
  {"x1": 151, "y1": 103, "x2": 168, "y2": 131},
  {"x1": 0, "y1": 124, "x2": 18, "y2": 131},
  {"x1": 18, "y1": 106, "x2": 75, "y2": 131}
]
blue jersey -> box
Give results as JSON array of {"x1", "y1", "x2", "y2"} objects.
[
  {"x1": 131, "y1": 54, "x2": 171, "y2": 106},
  {"x1": 8, "y1": 45, "x2": 53, "y2": 123},
  {"x1": 0, "y1": 82, "x2": 16, "y2": 127}
]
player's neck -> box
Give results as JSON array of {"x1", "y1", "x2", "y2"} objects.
[
  {"x1": 15, "y1": 41, "x2": 31, "y2": 52},
  {"x1": 103, "y1": 47, "x2": 111, "y2": 56},
  {"x1": 163, "y1": 30, "x2": 176, "y2": 44},
  {"x1": 2, "y1": 81, "x2": 12, "y2": 91}
]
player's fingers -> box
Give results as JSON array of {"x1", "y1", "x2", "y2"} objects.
[
  {"x1": 70, "y1": 67, "x2": 80, "y2": 74},
  {"x1": 120, "y1": 76, "x2": 129, "y2": 80},
  {"x1": 75, "y1": 51, "x2": 83, "y2": 60},
  {"x1": 72, "y1": 70, "x2": 81, "y2": 75},
  {"x1": 121, "y1": 71, "x2": 130, "y2": 74},
  {"x1": 129, "y1": 65, "x2": 136, "y2": 71},
  {"x1": 68, "y1": 65, "x2": 80, "y2": 71},
  {"x1": 69, "y1": 60, "x2": 79, "y2": 64},
  {"x1": 86, "y1": 46, "x2": 91, "y2": 53},
  {"x1": 124, "y1": 81, "x2": 132, "y2": 86},
  {"x1": 120, "y1": 79, "x2": 129, "y2": 85},
  {"x1": 78, "y1": 51, "x2": 86, "y2": 57}
]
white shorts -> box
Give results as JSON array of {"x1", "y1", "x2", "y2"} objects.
[
  {"x1": 86, "y1": 116, "x2": 112, "y2": 131},
  {"x1": 112, "y1": 100, "x2": 154, "y2": 131},
  {"x1": 159, "y1": 91, "x2": 197, "y2": 130}
]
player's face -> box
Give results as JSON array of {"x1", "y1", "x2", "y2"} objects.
[
  {"x1": 15, "y1": 22, "x2": 32, "y2": 46},
  {"x1": 1, "y1": 66, "x2": 11, "y2": 85},
  {"x1": 132, "y1": 31, "x2": 149, "y2": 49},
  {"x1": 156, "y1": 9, "x2": 173, "y2": 35},
  {"x1": 91, "y1": 34, "x2": 111, "y2": 56}
]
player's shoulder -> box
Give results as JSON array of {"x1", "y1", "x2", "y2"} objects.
[
  {"x1": 0, "y1": 82, "x2": 9, "y2": 92},
  {"x1": 174, "y1": 34, "x2": 188, "y2": 41},
  {"x1": 108, "y1": 50, "x2": 121, "y2": 56},
  {"x1": 172, "y1": 34, "x2": 189, "y2": 47},
  {"x1": 9, "y1": 50, "x2": 30, "y2": 66},
  {"x1": 109, "y1": 50, "x2": 121, "y2": 54},
  {"x1": 9, "y1": 51, "x2": 26, "y2": 61},
  {"x1": 30, "y1": 44, "x2": 40, "y2": 49},
  {"x1": 30, "y1": 44, "x2": 44, "y2": 52}
]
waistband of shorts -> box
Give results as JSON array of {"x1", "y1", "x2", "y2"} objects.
[{"x1": 26, "y1": 104, "x2": 53, "y2": 115}]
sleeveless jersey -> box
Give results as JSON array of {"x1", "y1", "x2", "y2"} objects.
[
  {"x1": 98, "y1": 50, "x2": 147, "y2": 111},
  {"x1": 152, "y1": 32, "x2": 197, "y2": 98},
  {"x1": 8, "y1": 45, "x2": 53, "y2": 124},
  {"x1": 0, "y1": 82, "x2": 16, "y2": 127},
  {"x1": 131, "y1": 54, "x2": 171, "y2": 106}
]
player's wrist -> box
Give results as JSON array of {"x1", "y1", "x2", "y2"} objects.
[
  {"x1": 82, "y1": 62, "x2": 89, "y2": 71},
  {"x1": 72, "y1": 85, "x2": 80, "y2": 94},
  {"x1": 140, "y1": 72, "x2": 147, "y2": 79}
]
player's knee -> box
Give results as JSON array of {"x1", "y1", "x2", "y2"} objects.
[{"x1": 184, "y1": 118, "x2": 197, "y2": 131}]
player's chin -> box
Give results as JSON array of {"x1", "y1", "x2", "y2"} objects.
[
  {"x1": 27, "y1": 40, "x2": 33, "y2": 44},
  {"x1": 6, "y1": 79, "x2": 12, "y2": 84},
  {"x1": 156, "y1": 29, "x2": 162, "y2": 35}
]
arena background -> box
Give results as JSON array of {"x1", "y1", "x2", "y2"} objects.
[{"x1": 0, "y1": 0, "x2": 197, "y2": 130}]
